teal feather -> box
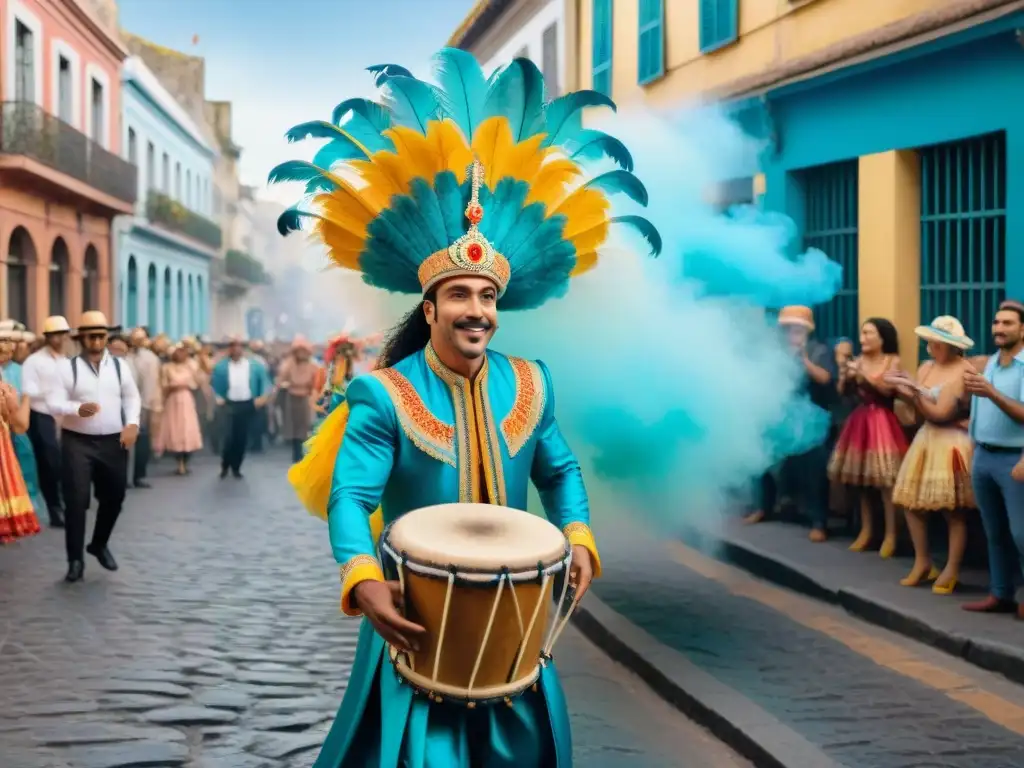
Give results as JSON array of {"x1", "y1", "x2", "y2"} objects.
[
  {"x1": 568, "y1": 129, "x2": 634, "y2": 171},
  {"x1": 584, "y1": 170, "x2": 649, "y2": 206},
  {"x1": 543, "y1": 90, "x2": 617, "y2": 147},
  {"x1": 610, "y1": 215, "x2": 662, "y2": 256},
  {"x1": 500, "y1": 210, "x2": 576, "y2": 311},
  {"x1": 478, "y1": 179, "x2": 527, "y2": 247},
  {"x1": 277, "y1": 207, "x2": 320, "y2": 236},
  {"x1": 367, "y1": 63, "x2": 413, "y2": 88},
  {"x1": 434, "y1": 171, "x2": 466, "y2": 241},
  {"x1": 483, "y1": 59, "x2": 545, "y2": 141},
  {"x1": 312, "y1": 142, "x2": 363, "y2": 171},
  {"x1": 330, "y1": 98, "x2": 394, "y2": 153},
  {"x1": 381, "y1": 76, "x2": 439, "y2": 134},
  {"x1": 432, "y1": 48, "x2": 487, "y2": 141},
  {"x1": 284, "y1": 121, "x2": 369, "y2": 150},
  {"x1": 267, "y1": 160, "x2": 337, "y2": 192}
]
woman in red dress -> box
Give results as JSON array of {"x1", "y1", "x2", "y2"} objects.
[
  {"x1": 0, "y1": 374, "x2": 41, "y2": 543},
  {"x1": 828, "y1": 318, "x2": 909, "y2": 557}
]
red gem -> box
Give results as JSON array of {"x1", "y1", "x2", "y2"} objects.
[
  {"x1": 467, "y1": 243, "x2": 483, "y2": 263},
  {"x1": 467, "y1": 204, "x2": 483, "y2": 225}
]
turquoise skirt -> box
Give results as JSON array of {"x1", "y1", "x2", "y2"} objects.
[{"x1": 315, "y1": 621, "x2": 572, "y2": 767}]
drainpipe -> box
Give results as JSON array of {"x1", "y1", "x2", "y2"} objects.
[{"x1": 562, "y1": 0, "x2": 579, "y2": 92}]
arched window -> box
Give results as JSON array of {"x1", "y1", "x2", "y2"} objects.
[
  {"x1": 83, "y1": 245, "x2": 99, "y2": 310},
  {"x1": 176, "y1": 270, "x2": 184, "y2": 337},
  {"x1": 163, "y1": 267, "x2": 172, "y2": 335},
  {"x1": 7, "y1": 227, "x2": 36, "y2": 325},
  {"x1": 49, "y1": 237, "x2": 69, "y2": 316},
  {"x1": 126, "y1": 256, "x2": 138, "y2": 328},
  {"x1": 187, "y1": 275, "x2": 194, "y2": 335},
  {"x1": 146, "y1": 264, "x2": 158, "y2": 331}
]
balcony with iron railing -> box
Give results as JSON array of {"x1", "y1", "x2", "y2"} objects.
[
  {"x1": 225, "y1": 249, "x2": 271, "y2": 285},
  {"x1": 0, "y1": 100, "x2": 137, "y2": 205},
  {"x1": 146, "y1": 190, "x2": 223, "y2": 250}
]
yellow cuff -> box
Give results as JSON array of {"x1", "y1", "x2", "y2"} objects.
[
  {"x1": 563, "y1": 522, "x2": 602, "y2": 579},
  {"x1": 340, "y1": 555, "x2": 385, "y2": 616},
  {"x1": 369, "y1": 507, "x2": 384, "y2": 546}
]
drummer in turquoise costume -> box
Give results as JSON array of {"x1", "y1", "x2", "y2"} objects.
[{"x1": 277, "y1": 47, "x2": 660, "y2": 767}]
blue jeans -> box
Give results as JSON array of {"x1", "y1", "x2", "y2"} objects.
[{"x1": 973, "y1": 447, "x2": 1024, "y2": 601}]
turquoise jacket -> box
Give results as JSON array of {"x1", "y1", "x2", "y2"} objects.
[
  {"x1": 210, "y1": 356, "x2": 271, "y2": 401},
  {"x1": 316, "y1": 343, "x2": 598, "y2": 768}
]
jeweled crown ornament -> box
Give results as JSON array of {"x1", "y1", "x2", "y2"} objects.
[{"x1": 416, "y1": 159, "x2": 512, "y2": 296}]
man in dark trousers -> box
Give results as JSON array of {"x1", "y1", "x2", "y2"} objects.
[
  {"x1": 211, "y1": 337, "x2": 271, "y2": 479},
  {"x1": 21, "y1": 315, "x2": 71, "y2": 527},
  {"x1": 47, "y1": 312, "x2": 140, "y2": 583}
]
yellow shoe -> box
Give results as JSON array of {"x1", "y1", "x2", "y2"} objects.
[
  {"x1": 900, "y1": 566, "x2": 940, "y2": 587},
  {"x1": 879, "y1": 538, "x2": 897, "y2": 559},
  {"x1": 849, "y1": 535, "x2": 871, "y2": 552},
  {"x1": 932, "y1": 578, "x2": 958, "y2": 595}
]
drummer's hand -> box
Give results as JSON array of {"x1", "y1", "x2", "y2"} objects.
[
  {"x1": 353, "y1": 580, "x2": 426, "y2": 654},
  {"x1": 569, "y1": 545, "x2": 594, "y2": 604}
]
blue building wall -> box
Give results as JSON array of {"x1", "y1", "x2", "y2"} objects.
[
  {"x1": 757, "y1": 15, "x2": 1024, "y2": 301},
  {"x1": 115, "y1": 65, "x2": 216, "y2": 337}
]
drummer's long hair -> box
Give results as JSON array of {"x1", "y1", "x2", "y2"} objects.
[{"x1": 377, "y1": 289, "x2": 435, "y2": 370}]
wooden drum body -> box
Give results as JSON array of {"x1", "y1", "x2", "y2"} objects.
[{"x1": 380, "y1": 503, "x2": 572, "y2": 706}]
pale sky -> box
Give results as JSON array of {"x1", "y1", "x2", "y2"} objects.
[{"x1": 119, "y1": 0, "x2": 477, "y2": 204}]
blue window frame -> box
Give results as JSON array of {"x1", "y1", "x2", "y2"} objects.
[
  {"x1": 638, "y1": 0, "x2": 664, "y2": 85},
  {"x1": 699, "y1": 0, "x2": 738, "y2": 53},
  {"x1": 592, "y1": 0, "x2": 613, "y2": 96}
]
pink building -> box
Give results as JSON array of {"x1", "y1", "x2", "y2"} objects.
[{"x1": 0, "y1": 0, "x2": 136, "y2": 330}]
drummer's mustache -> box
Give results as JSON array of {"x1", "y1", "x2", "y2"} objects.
[{"x1": 454, "y1": 319, "x2": 493, "y2": 331}]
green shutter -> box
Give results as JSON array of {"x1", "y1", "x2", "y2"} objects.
[
  {"x1": 920, "y1": 132, "x2": 1007, "y2": 356},
  {"x1": 802, "y1": 161, "x2": 860, "y2": 345},
  {"x1": 592, "y1": 0, "x2": 613, "y2": 97},
  {"x1": 699, "y1": 0, "x2": 738, "y2": 53},
  {"x1": 638, "y1": 0, "x2": 664, "y2": 85}
]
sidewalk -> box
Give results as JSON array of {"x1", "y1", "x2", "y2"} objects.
[{"x1": 692, "y1": 518, "x2": 1024, "y2": 686}]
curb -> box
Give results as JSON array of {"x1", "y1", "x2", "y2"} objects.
[
  {"x1": 573, "y1": 596, "x2": 844, "y2": 768},
  {"x1": 712, "y1": 534, "x2": 1024, "y2": 687}
]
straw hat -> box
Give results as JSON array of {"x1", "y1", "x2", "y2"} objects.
[
  {"x1": 777, "y1": 305, "x2": 815, "y2": 331},
  {"x1": 42, "y1": 315, "x2": 71, "y2": 335},
  {"x1": 73, "y1": 310, "x2": 119, "y2": 338},
  {"x1": 0, "y1": 320, "x2": 22, "y2": 341},
  {"x1": 914, "y1": 315, "x2": 974, "y2": 350}
]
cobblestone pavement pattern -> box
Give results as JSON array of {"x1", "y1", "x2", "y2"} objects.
[
  {"x1": 0, "y1": 454, "x2": 749, "y2": 768},
  {"x1": 594, "y1": 518, "x2": 1024, "y2": 768}
]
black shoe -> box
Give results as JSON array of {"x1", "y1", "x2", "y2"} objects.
[
  {"x1": 133, "y1": 480, "x2": 152, "y2": 489},
  {"x1": 49, "y1": 511, "x2": 65, "y2": 529},
  {"x1": 231, "y1": 470, "x2": 243, "y2": 479},
  {"x1": 86, "y1": 544, "x2": 118, "y2": 571},
  {"x1": 220, "y1": 466, "x2": 229, "y2": 479},
  {"x1": 65, "y1": 560, "x2": 84, "y2": 582}
]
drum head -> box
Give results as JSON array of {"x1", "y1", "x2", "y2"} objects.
[{"x1": 387, "y1": 503, "x2": 566, "y2": 572}]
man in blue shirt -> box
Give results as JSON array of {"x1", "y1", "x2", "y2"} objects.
[{"x1": 963, "y1": 300, "x2": 1024, "y2": 616}]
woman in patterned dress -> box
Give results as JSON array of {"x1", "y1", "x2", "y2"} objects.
[{"x1": 0, "y1": 361, "x2": 40, "y2": 543}]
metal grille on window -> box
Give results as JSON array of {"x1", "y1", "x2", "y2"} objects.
[
  {"x1": 802, "y1": 160, "x2": 859, "y2": 346},
  {"x1": 920, "y1": 132, "x2": 1006, "y2": 356}
]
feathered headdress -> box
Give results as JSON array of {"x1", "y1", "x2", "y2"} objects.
[{"x1": 269, "y1": 48, "x2": 661, "y2": 310}]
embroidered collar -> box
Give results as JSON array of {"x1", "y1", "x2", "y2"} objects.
[{"x1": 425, "y1": 343, "x2": 489, "y2": 387}]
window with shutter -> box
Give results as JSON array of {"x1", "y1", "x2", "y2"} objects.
[
  {"x1": 699, "y1": 0, "x2": 738, "y2": 53},
  {"x1": 638, "y1": 0, "x2": 664, "y2": 84},
  {"x1": 591, "y1": 0, "x2": 613, "y2": 96}
]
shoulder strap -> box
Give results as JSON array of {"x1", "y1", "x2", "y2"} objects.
[{"x1": 71, "y1": 356, "x2": 78, "y2": 389}]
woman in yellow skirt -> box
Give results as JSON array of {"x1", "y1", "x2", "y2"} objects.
[
  {"x1": 888, "y1": 317, "x2": 976, "y2": 594},
  {"x1": 0, "y1": 372, "x2": 40, "y2": 543}
]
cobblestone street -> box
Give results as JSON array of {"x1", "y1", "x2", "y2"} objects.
[{"x1": 0, "y1": 451, "x2": 748, "y2": 768}]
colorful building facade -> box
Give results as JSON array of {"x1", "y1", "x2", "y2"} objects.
[
  {"x1": 114, "y1": 55, "x2": 217, "y2": 337},
  {"x1": 578, "y1": 0, "x2": 1024, "y2": 364},
  {"x1": 0, "y1": 0, "x2": 135, "y2": 330}
]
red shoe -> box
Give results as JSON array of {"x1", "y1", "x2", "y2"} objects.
[{"x1": 962, "y1": 595, "x2": 1017, "y2": 613}]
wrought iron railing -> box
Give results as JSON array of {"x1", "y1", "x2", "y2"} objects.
[
  {"x1": 0, "y1": 100, "x2": 137, "y2": 204},
  {"x1": 225, "y1": 249, "x2": 271, "y2": 285},
  {"x1": 146, "y1": 190, "x2": 223, "y2": 250}
]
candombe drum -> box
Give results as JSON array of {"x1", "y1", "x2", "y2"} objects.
[{"x1": 380, "y1": 503, "x2": 575, "y2": 707}]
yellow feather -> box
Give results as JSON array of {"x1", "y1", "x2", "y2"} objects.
[
  {"x1": 350, "y1": 158, "x2": 402, "y2": 202},
  {"x1": 428, "y1": 119, "x2": 473, "y2": 179},
  {"x1": 315, "y1": 191, "x2": 373, "y2": 235},
  {"x1": 524, "y1": 158, "x2": 582, "y2": 211},
  {"x1": 471, "y1": 117, "x2": 513, "y2": 186},
  {"x1": 289, "y1": 402, "x2": 350, "y2": 520},
  {"x1": 387, "y1": 126, "x2": 443, "y2": 182},
  {"x1": 567, "y1": 220, "x2": 610, "y2": 256},
  {"x1": 314, "y1": 220, "x2": 364, "y2": 270},
  {"x1": 571, "y1": 250, "x2": 599, "y2": 276}
]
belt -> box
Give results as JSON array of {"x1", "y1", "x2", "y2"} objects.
[{"x1": 977, "y1": 443, "x2": 1022, "y2": 454}]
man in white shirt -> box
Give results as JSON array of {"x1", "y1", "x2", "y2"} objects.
[
  {"x1": 47, "y1": 312, "x2": 141, "y2": 583},
  {"x1": 21, "y1": 315, "x2": 72, "y2": 528},
  {"x1": 211, "y1": 337, "x2": 271, "y2": 479}
]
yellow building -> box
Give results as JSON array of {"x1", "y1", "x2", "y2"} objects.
[{"x1": 571, "y1": 0, "x2": 1024, "y2": 365}]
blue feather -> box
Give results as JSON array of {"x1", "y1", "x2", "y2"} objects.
[
  {"x1": 483, "y1": 59, "x2": 545, "y2": 142},
  {"x1": 432, "y1": 48, "x2": 487, "y2": 140},
  {"x1": 277, "y1": 207, "x2": 320, "y2": 236},
  {"x1": 500, "y1": 212, "x2": 576, "y2": 311},
  {"x1": 610, "y1": 215, "x2": 662, "y2": 256},
  {"x1": 479, "y1": 179, "x2": 528, "y2": 248},
  {"x1": 381, "y1": 76, "x2": 440, "y2": 134},
  {"x1": 366, "y1": 63, "x2": 413, "y2": 88},
  {"x1": 584, "y1": 170, "x2": 649, "y2": 206},
  {"x1": 312, "y1": 142, "x2": 363, "y2": 171},
  {"x1": 267, "y1": 160, "x2": 337, "y2": 192},
  {"x1": 568, "y1": 129, "x2": 634, "y2": 171},
  {"x1": 543, "y1": 90, "x2": 617, "y2": 147},
  {"x1": 434, "y1": 171, "x2": 466, "y2": 242},
  {"x1": 330, "y1": 98, "x2": 394, "y2": 154}
]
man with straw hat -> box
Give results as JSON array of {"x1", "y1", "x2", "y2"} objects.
[
  {"x1": 21, "y1": 315, "x2": 72, "y2": 528},
  {"x1": 46, "y1": 311, "x2": 141, "y2": 582}
]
